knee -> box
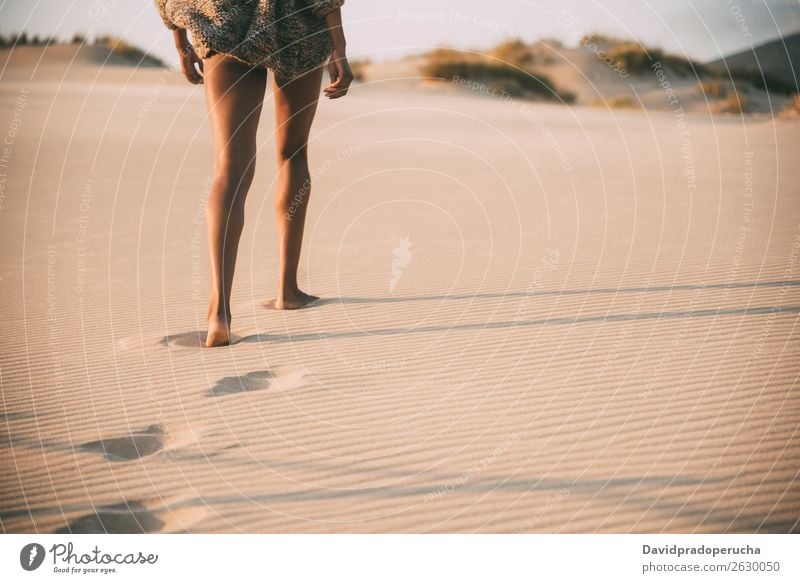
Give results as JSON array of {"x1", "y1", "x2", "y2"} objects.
[
  {"x1": 214, "y1": 153, "x2": 256, "y2": 194},
  {"x1": 277, "y1": 142, "x2": 309, "y2": 167}
]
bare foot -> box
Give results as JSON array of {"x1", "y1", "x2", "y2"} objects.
[
  {"x1": 268, "y1": 290, "x2": 320, "y2": 310},
  {"x1": 205, "y1": 316, "x2": 231, "y2": 347}
]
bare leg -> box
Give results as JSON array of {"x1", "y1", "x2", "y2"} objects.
[
  {"x1": 269, "y1": 66, "x2": 324, "y2": 310},
  {"x1": 203, "y1": 55, "x2": 267, "y2": 346}
]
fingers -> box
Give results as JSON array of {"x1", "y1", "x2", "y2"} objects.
[
  {"x1": 324, "y1": 83, "x2": 350, "y2": 98},
  {"x1": 325, "y1": 63, "x2": 340, "y2": 96},
  {"x1": 184, "y1": 68, "x2": 203, "y2": 84},
  {"x1": 327, "y1": 61, "x2": 338, "y2": 84},
  {"x1": 323, "y1": 84, "x2": 347, "y2": 98},
  {"x1": 183, "y1": 55, "x2": 204, "y2": 84},
  {"x1": 322, "y1": 54, "x2": 353, "y2": 99},
  {"x1": 183, "y1": 59, "x2": 204, "y2": 84},
  {"x1": 176, "y1": 43, "x2": 204, "y2": 84},
  {"x1": 324, "y1": 79, "x2": 351, "y2": 98},
  {"x1": 323, "y1": 65, "x2": 353, "y2": 99}
]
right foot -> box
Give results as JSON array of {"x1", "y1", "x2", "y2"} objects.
[
  {"x1": 268, "y1": 289, "x2": 320, "y2": 310},
  {"x1": 205, "y1": 316, "x2": 231, "y2": 348}
]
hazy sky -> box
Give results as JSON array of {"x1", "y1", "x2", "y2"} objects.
[{"x1": 1, "y1": 0, "x2": 799, "y2": 66}]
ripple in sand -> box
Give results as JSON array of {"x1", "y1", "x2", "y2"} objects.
[
  {"x1": 209, "y1": 370, "x2": 273, "y2": 397},
  {"x1": 80, "y1": 424, "x2": 166, "y2": 461},
  {"x1": 269, "y1": 369, "x2": 310, "y2": 392}
]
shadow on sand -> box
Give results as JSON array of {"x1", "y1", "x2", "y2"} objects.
[{"x1": 159, "y1": 280, "x2": 800, "y2": 347}]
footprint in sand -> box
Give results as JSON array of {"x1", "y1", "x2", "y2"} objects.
[
  {"x1": 118, "y1": 330, "x2": 242, "y2": 351},
  {"x1": 0, "y1": 411, "x2": 36, "y2": 421},
  {"x1": 269, "y1": 369, "x2": 311, "y2": 392},
  {"x1": 3, "y1": 423, "x2": 196, "y2": 461},
  {"x1": 56, "y1": 498, "x2": 208, "y2": 534},
  {"x1": 79, "y1": 423, "x2": 200, "y2": 462},
  {"x1": 208, "y1": 369, "x2": 309, "y2": 397},
  {"x1": 160, "y1": 330, "x2": 241, "y2": 348},
  {"x1": 209, "y1": 370, "x2": 273, "y2": 397},
  {"x1": 80, "y1": 424, "x2": 167, "y2": 461}
]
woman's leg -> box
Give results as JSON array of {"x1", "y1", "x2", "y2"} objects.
[
  {"x1": 203, "y1": 54, "x2": 267, "y2": 346},
  {"x1": 270, "y1": 66, "x2": 325, "y2": 309}
]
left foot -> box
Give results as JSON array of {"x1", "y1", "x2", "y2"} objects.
[
  {"x1": 267, "y1": 289, "x2": 320, "y2": 310},
  {"x1": 205, "y1": 315, "x2": 232, "y2": 347}
]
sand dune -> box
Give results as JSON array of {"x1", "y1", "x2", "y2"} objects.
[
  {"x1": 0, "y1": 49, "x2": 798, "y2": 533},
  {"x1": 359, "y1": 39, "x2": 797, "y2": 114}
]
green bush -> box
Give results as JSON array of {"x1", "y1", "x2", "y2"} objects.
[
  {"x1": 349, "y1": 58, "x2": 371, "y2": 82},
  {"x1": 716, "y1": 90, "x2": 747, "y2": 113},
  {"x1": 0, "y1": 32, "x2": 57, "y2": 48},
  {"x1": 579, "y1": 33, "x2": 621, "y2": 47},
  {"x1": 581, "y1": 33, "x2": 707, "y2": 77},
  {"x1": 698, "y1": 79, "x2": 728, "y2": 98},
  {"x1": 607, "y1": 42, "x2": 707, "y2": 77},
  {"x1": 592, "y1": 95, "x2": 638, "y2": 109},
  {"x1": 779, "y1": 94, "x2": 800, "y2": 118},
  {"x1": 490, "y1": 39, "x2": 535, "y2": 67}
]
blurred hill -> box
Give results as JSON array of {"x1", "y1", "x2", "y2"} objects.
[
  {"x1": 707, "y1": 32, "x2": 800, "y2": 88},
  {"x1": 0, "y1": 34, "x2": 166, "y2": 80},
  {"x1": 356, "y1": 32, "x2": 799, "y2": 115}
]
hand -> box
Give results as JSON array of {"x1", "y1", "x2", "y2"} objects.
[
  {"x1": 177, "y1": 42, "x2": 204, "y2": 84},
  {"x1": 324, "y1": 49, "x2": 353, "y2": 99}
]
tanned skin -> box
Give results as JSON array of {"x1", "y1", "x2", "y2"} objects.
[{"x1": 170, "y1": 8, "x2": 353, "y2": 347}]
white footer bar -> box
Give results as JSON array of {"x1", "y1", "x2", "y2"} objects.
[{"x1": 1, "y1": 534, "x2": 797, "y2": 582}]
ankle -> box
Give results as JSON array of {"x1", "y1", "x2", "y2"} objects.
[{"x1": 207, "y1": 307, "x2": 231, "y2": 323}]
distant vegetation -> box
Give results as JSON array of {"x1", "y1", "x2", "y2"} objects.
[
  {"x1": 348, "y1": 58, "x2": 371, "y2": 82},
  {"x1": 421, "y1": 34, "x2": 791, "y2": 110},
  {"x1": 422, "y1": 45, "x2": 575, "y2": 103},
  {"x1": 592, "y1": 95, "x2": 638, "y2": 109},
  {"x1": 0, "y1": 32, "x2": 59, "y2": 48},
  {"x1": 698, "y1": 80, "x2": 752, "y2": 114},
  {"x1": 716, "y1": 91, "x2": 747, "y2": 113},
  {"x1": 779, "y1": 94, "x2": 800, "y2": 119},
  {"x1": 489, "y1": 39, "x2": 535, "y2": 68},
  {"x1": 698, "y1": 79, "x2": 728, "y2": 98},
  {"x1": 0, "y1": 32, "x2": 167, "y2": 67},
  {"x1": 579, "y1": 33, "x2": 708, "y2": 77},
  {"x1": 93, "y1": 35, "x2": 167, "y2": 67}
]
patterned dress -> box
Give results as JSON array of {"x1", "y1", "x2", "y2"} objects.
[{"x1": 155, "y1": 0, "x2": 344, "y2": 78}]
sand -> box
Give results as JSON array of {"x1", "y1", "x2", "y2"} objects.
[{"x1": 1, "y1": 47, "x2": 799, "y2": 533}]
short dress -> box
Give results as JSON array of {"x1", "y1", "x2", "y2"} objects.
[{"x1": 155, "y1": 0, "x2": 345, "y2": 78}]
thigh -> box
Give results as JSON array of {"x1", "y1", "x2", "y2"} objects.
[
  {"x1": 203, "y1": 54, "x2": 268, "y2": 162},
  {"x1": 272, "y1": 66, "x2": 325, "y2": 157}
]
